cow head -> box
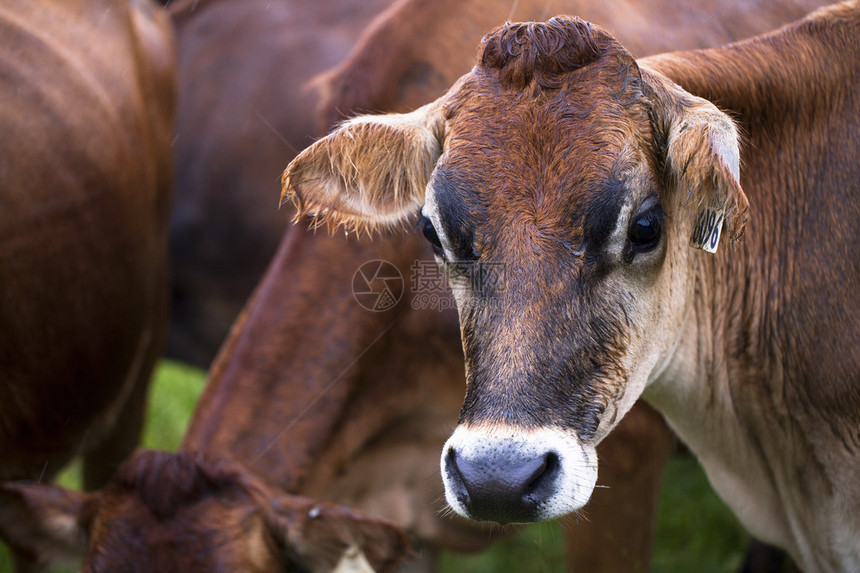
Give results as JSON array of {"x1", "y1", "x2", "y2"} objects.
[
  {"x1": 0, "y1": 450, "x2": 409, "y2": 572},
  {"x1": 282, "y1": 17, "x2": 747, "y2": 524}
]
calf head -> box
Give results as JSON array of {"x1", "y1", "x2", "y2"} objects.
[
  {"x1": 282, "y1": 17, "x2": 747, "y2": 524},
  {"x1": 0, "y1": 450, "x2": 409, "y2": 572}
]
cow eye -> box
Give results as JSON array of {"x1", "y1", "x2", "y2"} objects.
[
  {"x1": 417, "y1": 215, "x2": 445, "y2": 257},
  {"x1": 628, "y1": 207, "x2": 662, "y2": 252}
]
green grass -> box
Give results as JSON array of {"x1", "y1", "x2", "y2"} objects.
[
  {"x1": 652, "y1": 456, "x2": 750, "y2": 573},
  {"x1": 138, "y1": 360, "x2": 208, "y2": 452},
  {"x1": 1, "y1": 361, "x2": 750, "y2": 572}
]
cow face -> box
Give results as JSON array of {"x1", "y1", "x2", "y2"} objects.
[
  {"x1": 282, "y1": 17, "x2": 747, "y2": 524},
  {"x1": 0, "y1": 451, "x2": 409, "y2": 572}
]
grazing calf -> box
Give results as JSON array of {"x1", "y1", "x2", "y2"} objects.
[
  {"x1": 0, "y1": 0, "x2": 174, "y2": 566},
  {"x1": 281, "y1": 3, "x2": 860, "y2": 570},
  {"x1": 0, "y1": 451, "x2": 409, "y2": 572}
]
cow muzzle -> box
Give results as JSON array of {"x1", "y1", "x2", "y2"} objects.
[{"x1": 440, "y1": 424, "x2": 598, "y2": 523}]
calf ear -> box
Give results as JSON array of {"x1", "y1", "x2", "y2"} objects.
[
  {"x1": 0, "y1": 483, "x2": 91, "y2": 568},
  {"x1": 647, "y1": 70, "x2": 749, "y2": 251},
  {"x1": 269, "y1": 495, "x2": 411, "y2": 573},
  {"x1": 281, "y1": 98, "x2": 446, "y2": 234}
]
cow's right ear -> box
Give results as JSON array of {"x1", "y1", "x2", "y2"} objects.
[
  {"x1": 281, "y1": 98, "x2": 446, "y2": 234},
  {"x1": 0, "y1": 482, "x2": 92, "y2": 569},
  {"x1": 641, "y1": 66, "x2": 749, "y2": 252}
]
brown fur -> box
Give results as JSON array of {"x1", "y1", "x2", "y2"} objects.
[
  {"x1": 646, "y1": 7, "x2": 860, "y2": 567},
  {"x1": 0, "y1": 1, "x2": 175, "y2": 569},
  {"x1": 643, "y1": 1, "x2": 860, "y2": 422},
  {"x1": 0, "y1": 2, "x2": 413, "y2": 570},
  {"x1": 481, "y1": 17, "x2": 615, "y2": 90},
  {"x1": 0, "y1": 451, "x2": 410, "y2": 572},
  {"x1": 0, "y1": 0, "x2": 174, "y2": 512},
  {"x1": 281, "y1": 100, "x2": 447, "y2": 235}
]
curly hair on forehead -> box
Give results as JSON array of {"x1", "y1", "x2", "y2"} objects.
[{"x1": 479, "y1": 16, "x2": 633, "y2": 91}]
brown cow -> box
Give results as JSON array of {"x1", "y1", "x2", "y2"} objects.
[
  {"x1": 281, "y1": 2, "x2": 860, "y2": 571},
  {"x1": 0, "y1": 450, "x2": 410, "y2": 572},
  {"x1": 0, "y1": 0, "x2": 174, "y2": 567},
  {"x1": 166, "y1": 0, "x2": 393, "y2": 367},
  {"x1": 161, "y1": 0, "x2": 825, "y2": 570},
  {"x1": 161, "y1": 0, "x2": 677, "y2": 568},
  {"x1": 308, "y1": 0, "x2": 827, "y2": 570}
]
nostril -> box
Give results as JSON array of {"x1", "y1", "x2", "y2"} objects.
[
  {"x1": 444, "y1": 447, "x2": 471, "y2": 507},
  {"x1": 523, "y1": 454, "x2": 548, "y2": 493},
  {"x1": 525, "y1": 451, "x2": 560, "y2": 498}
]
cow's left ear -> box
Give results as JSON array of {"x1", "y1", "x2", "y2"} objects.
[
  {"x1": 268, "y1": 494, "x2": 411, "y2": 573},
  {"x1": 281, "y1": 97, "x2": 446, "y2": 235},
  {"x1": 0, "y1": 482, "x2": 92, "y2": 569},
  {"x1": 645, "y1": 69, "x2": 749, "y2": 251}
]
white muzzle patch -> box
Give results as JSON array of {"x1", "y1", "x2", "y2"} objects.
[{"x1": 440, "y1": 423, "x2": 598, "y2": 523}]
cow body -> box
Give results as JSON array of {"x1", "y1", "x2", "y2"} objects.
[
  {"x1": 0, "y1": 0, "x2": 174, "y2": 494},
  {"x1": 0, "y1": 0, "x2": 174, "y2": 569},
  {"x1": 282, "y1": 2, "x2": 860, "y2": 570}
]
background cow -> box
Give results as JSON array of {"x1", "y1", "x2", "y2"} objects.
[
  {"x1": 319, "y1": 0, "x2": 833, "y2": 125},
  {"x1": 166, "y1": 0, "x2": 394, "y2": 367},
  {"x1": 281, "y1": 2, "x2": 860, "y2": 571},
  {"x1": 0, "y1": 0, "x2": 174, "y2": 570}
]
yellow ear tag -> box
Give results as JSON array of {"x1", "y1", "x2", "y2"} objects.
[{"x1": 690, "y1": 197, "x2": 726, "y2": 253}]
